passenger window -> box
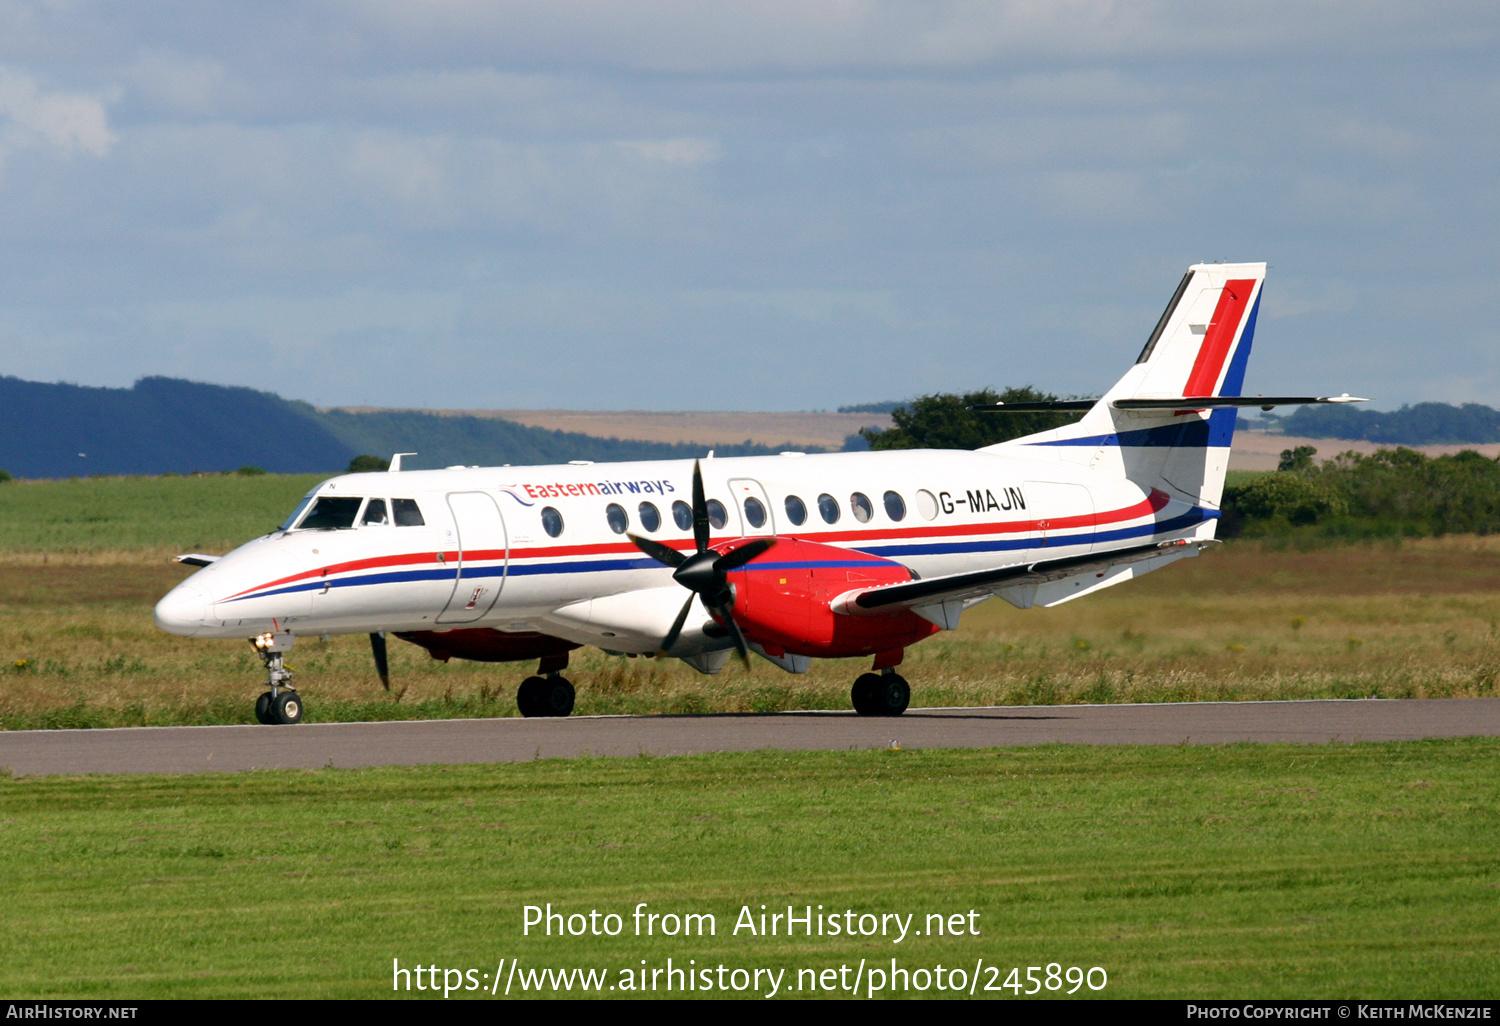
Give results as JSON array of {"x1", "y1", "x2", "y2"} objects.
[
  {"x1": 706, "y1": 499, "x2": 728, "y2": 530},
  {"x1": 744, "y1": 496, "x2": 767, "y2": 529},
  {"x1": 638, "y1": 501, "x2": 662, "y2": 533},
  {"x1": 672, "y1": 500, "x2": 692, "y2": 531},
  {"x1": 541, "y1": 506, "x2": 564, "y2": 538},
  {"x1": 850, "y1": 492, "x2": 873, "y2": 523},
  {"x1": 784, "y1": 495, "x2": 807, "y2": 526},
  {"x1": 361, "y1": 499, "x2": 389, "y2": 526},
  {"x1": 605, "y1": 503, "x2": 629, "y2": 535},
  {"x1": 915, "y1": 489, "x2": 939, "y2": 521},
  {"x1": 817, "y1": 493, "x2": 840, "y2": 524},
  {"x1": 392, "y1": 499, "x2": 425, "y2": 526},
  {"x1": 883, "y1": 491, "x2": 906, "y2": 522},
  {"x1": 298, "y1": 496, "x2": 363, "y2": 530}
]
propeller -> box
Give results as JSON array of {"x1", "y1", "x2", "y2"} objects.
[
  {"x1": 369, "y1": 630, "x2": 390, "y2": 690},
  {"x1": 629, "y1": 460, "x2": 775, "y2": 667}
]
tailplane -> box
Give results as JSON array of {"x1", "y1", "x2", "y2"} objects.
[{"x1": 985, "y1": 263, "x2": 1268, "y2": 516}]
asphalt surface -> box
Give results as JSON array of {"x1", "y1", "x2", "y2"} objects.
[{"x1": 1, "y1": 698, "x2": 1497, "y2": 776}]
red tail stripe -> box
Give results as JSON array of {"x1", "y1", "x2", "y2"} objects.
[{"x1": 1183, "y1": 279, "x2": 1256, "y2": 397}]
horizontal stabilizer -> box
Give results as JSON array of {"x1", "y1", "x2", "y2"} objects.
[
  {"x1": 973, "y1": 394, "x2": 1368, "y2": 413},
  {"x1": 1111, "y1": 394, "x2": 1369, "y2": 411},
  {"x1": 833, "y1": 539, "x2": 1215, "y2": 616}
]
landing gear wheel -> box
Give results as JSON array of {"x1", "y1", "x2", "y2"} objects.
[
  {"x1": 851, "y1": 673, "x2": 882, "y2": 716},
  {"x1": 853, "y1": 673, "x2": 908, "y2": 716},
  {"x1": 516, "y1": 676, "x2": 545, "y2": 718},
  {"x1": 874, "y1": 674, "x2": 910, "y2": 716},
  {"x1": 541, "y1": 676, "x2": 575, "y2": 717},
  {"x1": 254, "y1": 692, "x2": 274, "y2": 725},
  {"x1": 269, "y1": 690, "x2": 303, "y2": 725}
]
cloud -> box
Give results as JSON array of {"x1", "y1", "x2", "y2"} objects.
[
  {"x1": 0, "y1": 65, "x2": 115, "y2": 168},
  {"x1": 617, "y1": 138, "x2": 720, "y2": 168}
]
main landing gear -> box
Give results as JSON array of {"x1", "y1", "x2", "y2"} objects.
[
  {"x1": 251, "y1": 632, "x2": 303, "y2": 725},
  {"x1": 515, "y1": 651, "x2": 575, "y2": 718},
  {"x1": 852, "y1": 651, "x2": 910, "y2": 716}
]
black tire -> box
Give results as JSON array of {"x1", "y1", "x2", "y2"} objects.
[
  {"x1": 851, "y1": 673, "x2": 882, "y2": 716},
  {"x1": 874, "y1": 674, "x2": 910, "y2": 716},
  {"x1": 254, "y1": 692, "x2": 274, "y2": 725},
  {"x1": 270, "y1": 690, "x2": 303, "y2": 725},
  {"x1": 516, "y1": 676, "x2": 545, "y2": 718},
  {"x1": 541, "y1": 677, "x2": 575, "y2": 717}
]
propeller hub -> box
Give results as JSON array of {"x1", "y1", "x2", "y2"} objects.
[{"x1": 672, "y1": 551, "x2": 722, "y2": 593}]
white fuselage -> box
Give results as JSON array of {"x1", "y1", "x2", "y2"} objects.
[{"x1": 154, "y1": 445, "x2": 1212, "y2": 657}]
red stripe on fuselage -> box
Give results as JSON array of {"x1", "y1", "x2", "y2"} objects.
[
  {"x1": 227, "y1": 489, "x2": 1170, "y2": 600},
  {"x1": 1182, "y1": 279, "x2": 1256, "y2": 398}
]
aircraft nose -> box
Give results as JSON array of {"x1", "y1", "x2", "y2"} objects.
[{"x1": 154, "y1": 582, "x2": 209, "y2": 637}]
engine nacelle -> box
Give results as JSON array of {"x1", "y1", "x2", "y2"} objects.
[{"x1": 720, "y1": 537, "x2": 940, "y2": 659}]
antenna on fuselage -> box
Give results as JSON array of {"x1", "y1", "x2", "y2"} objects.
[{"x1": 389, "y1": 452, "x2": 417, "y2": 472}]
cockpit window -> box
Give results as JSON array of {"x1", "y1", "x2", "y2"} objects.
[
  {"x1": 361, "y1": 499, "x2": 389, "y2": 526},
  {"x1": 297, "y1": 496, "x2": 363, "y2": 530},
  {"x1": 279, "y1": 494, "x2": 316, "y2": 531},
  {"x1": 392, "y1": 499, "x2": 425, "y2": 526}
]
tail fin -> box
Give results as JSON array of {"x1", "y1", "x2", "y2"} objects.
[{"x1": 987, "y1": 262, "x2": 1266, "y2": 519}]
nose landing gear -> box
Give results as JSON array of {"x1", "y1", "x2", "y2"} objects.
[{"x1": 251, "y1": 632, "x2": 303, "y2": 725}]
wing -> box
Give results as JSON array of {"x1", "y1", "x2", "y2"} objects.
[{"x1": 832, "y1": 539, "x2": 1216, "y2": 627}]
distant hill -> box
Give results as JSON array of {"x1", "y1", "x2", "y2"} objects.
[
  {"x1": 315, "y1": 409, "x2": 782, "y2": 470},
  {"x1": 0, "y1": 376, "x2": 352, "y2": 479},
  {"x1": 0, "y1": 375, "x2": 787, "y2": 479},
  {"x1": 1269, "y1": 402, "x2": 1500, "y2": 446}
]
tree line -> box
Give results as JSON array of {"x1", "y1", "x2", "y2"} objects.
[
  {"x1": 856, "y1": 388, "x2": 1500, "y2": 539},
  {"x1": 1221, "y1": 446, "x2": 1500, "y2": 539}
]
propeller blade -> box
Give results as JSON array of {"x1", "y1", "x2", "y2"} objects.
[
  {"x1": 660, "y1": 593, "x2": 696, "y2": 654},
  {"x1": 691, "y1": 459, "x2": 710, "y2": 553},
  {"x1": 629, "y1": 533, "x2": 687, "y2": 568},
  {"x1": 369, "y1": 630, "x2": 390, "y2": 690},
  {"x1": 714, "y1": 536, "x2": 776, "y2": 573},
  {"x1": 714, "y1": 603, "x2": 753, "y2": 670}
]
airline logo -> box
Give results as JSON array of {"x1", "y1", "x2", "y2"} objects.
[{"x1": 507, "y1": 479, "x2": 678, "y2": 505}]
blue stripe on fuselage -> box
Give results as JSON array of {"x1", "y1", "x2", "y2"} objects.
[{"x1": 224, "y1": 510, "x2": 1216, "y2": 601}]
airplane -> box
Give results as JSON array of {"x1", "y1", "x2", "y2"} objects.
[{"x1": 154, "y1": 262, "x2": 1365, "y2": 724}]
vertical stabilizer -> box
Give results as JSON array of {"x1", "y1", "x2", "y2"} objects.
[{"x1": 987, "y1": 262, "x2": 1267, "y2": 521}]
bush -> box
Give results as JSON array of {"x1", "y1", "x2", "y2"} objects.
[
  {"x1": 0, "y1": 468, "x2": 12, "y2": 483},
  {"x1": 235, "y1": 465, "x2": 267, "y2": 476},
  {"x1": 347, "y1": 454, "x2": 390, "y2": 473},
  {"x1": 1224, "y1": 447, "x2": 1500, "y2": 538},
  {"x1": 1223, "y1": 474, "x2": 1348, "y2": 534}
]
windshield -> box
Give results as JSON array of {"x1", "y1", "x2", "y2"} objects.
[
  {"x1": 296, "y1": 496, "x2": 364, "y2": 530},
  {"x1": 278, "y1": 493, "x2": 316, "y2": 531}
]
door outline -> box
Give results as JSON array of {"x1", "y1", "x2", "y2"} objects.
[
  {"x1": 437, "y1": 491, "x2": 509, "y2": 623},
  {"x1": 1025, "y1": 481, "x2": 1095, "y2": 554},
  {"x1": 726, "y1": 478, "x2": 776, "y2": 536}
]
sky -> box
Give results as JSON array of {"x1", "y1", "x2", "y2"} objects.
[{"x1": 0, "y1": 1, "x2": 1496, "y2": 412}]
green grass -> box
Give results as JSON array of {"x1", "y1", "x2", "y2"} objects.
[
  {"x1": 8, "y1": 539, "x2": 1500, "y2": 728},
  {"x1": 2, "y1": 740, "x2": 1497, "y2": 999},
  {"x1": 0, "y1": 473, "x2": 325, "y2": 555}
]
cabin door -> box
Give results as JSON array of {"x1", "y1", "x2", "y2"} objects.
[{"x1": 437, "y1": 491, "x2": 509, "y2": 623}]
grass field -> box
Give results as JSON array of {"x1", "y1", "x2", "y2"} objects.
[
  {"x1": 1, "y1": 740, "x2": 1496, "y2": 999},
  {"x1": 2, "y1": 535, "x2": 1498, "y2": 728},
  {"x1": 0, "y1": 473, "x2": 324, "y2": 558},
  {"x1": 1, "y1": 472, "x2": 1498, "y2": 728}
]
